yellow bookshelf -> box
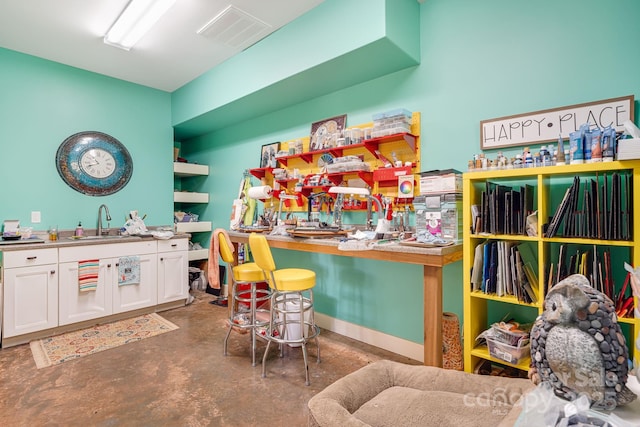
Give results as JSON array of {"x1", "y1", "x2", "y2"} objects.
[{"x1": 462, "y1": 161, "x2": 640, "y2": 374}]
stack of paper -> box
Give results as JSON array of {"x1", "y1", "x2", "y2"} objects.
[{"x1": 617, "y1": 138, "x2": 640, "y2": 160}]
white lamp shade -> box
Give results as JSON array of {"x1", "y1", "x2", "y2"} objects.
[{"x1": 327, "y1": 186, "x2": 370, "y2": 196}]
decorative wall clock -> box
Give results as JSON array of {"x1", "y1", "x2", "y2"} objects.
[{"x1": 56, "y1": 131, "x2": 133, "y2": 196}]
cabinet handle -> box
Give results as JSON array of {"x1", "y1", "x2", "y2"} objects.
[
  {"x1": 115, "y1": 263, "x2": 119, "y2": 267},
  {"x1": 160, "y1": 257, "x2": 164, "y2": 262},
  {"x1": 107, "y1": 264, "x2": 112, "y2": 268},
  {"x1": 50, "y1": 270, "x2": 55, "y2": 275},
  {"x1": 27, "y1": 256, "x2": 37, "y2": 260},
  {"x1": 171, "y1": 244, "x2": 177, "y2": 247}
]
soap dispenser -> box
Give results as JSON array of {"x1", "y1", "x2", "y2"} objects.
[{"x1": 75, "y1": 221, "x2": 83, "y2": 237}]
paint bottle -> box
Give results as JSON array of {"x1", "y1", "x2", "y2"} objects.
[
  {"x1": 569, "y1": 131, "x2": 584, "y2": 164},
  {"x1": 583, "y1": 129, "x2": 593, "y2": 162},
  {"x1": 556, "y1": 135, "x2": 566, "y2": 166},
  {"x1": 524, "y1": 147, "x2": 533, "y2": 167},
  {"x1": 602, "y1": 126, "x2": 615, "y2": 161},
  {"x1": 590, "y1": 127, "x2": 602, "y2": 162}
]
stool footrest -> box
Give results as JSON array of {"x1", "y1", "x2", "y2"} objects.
[{"x1": 259, "y1": 322, "x2": 320, "y2": 344}]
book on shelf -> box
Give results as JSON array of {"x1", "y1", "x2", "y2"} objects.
[
  {"x1": 517, "y1": 241, "x2": 538, "y2": 286},
  {"x1": 544, "y1": 172, "x2": 631, "y2": 240},
  {"x1": 548, "y1": 245, "x2": 619, "y2": 301},
  {"x1": 470, "y1": 239, "x2": 536, "y2": 303},
  {"x1": 477, "y1": 182, "x2": 533, "y2": 236},
  {"x1": 471, "y1": 242, "x2": 485, "y2": 291}
]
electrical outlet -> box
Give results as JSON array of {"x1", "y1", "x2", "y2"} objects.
[{"x1": 31, "y1": 211, "x2": 41, "y2": 223}]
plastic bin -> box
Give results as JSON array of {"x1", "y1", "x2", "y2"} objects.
[
  {"x1": 486, "y1": 337, "x2": 530, "y2": 365},
  {"x1": 275, "y1": 295, "x2": 312, "y2": 347},
  {"x1": 490, "y1": 323, "x2": 529, "y2": 346}
]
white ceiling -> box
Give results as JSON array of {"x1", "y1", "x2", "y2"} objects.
[{"x1": 0, "y1": 0, "x2": 324, "y2": 92}]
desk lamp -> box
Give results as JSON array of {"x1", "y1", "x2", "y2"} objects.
[
  {"x1": 275, "y1": 192, "x2": 298, "y2": 226},
  {"x1": 327, "y1": 187, "x2": 386, "y2": 232}
]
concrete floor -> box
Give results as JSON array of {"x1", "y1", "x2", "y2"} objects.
[{"x1": 0, "y1": 291, "x2": 419, "y2": 426}]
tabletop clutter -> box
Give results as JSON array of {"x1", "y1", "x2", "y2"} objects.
[{"x1": 229, "y1": 108, "x2": 464, "y2": 247}]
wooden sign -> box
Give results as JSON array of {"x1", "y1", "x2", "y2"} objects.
[{"x1": 480, "y1": 95, "x2": 634, "y2": 150}]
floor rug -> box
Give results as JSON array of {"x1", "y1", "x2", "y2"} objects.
[{"x1": 30, "y1": 313, "x2": 179, "y2": 369}]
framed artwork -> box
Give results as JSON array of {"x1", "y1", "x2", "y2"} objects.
[
  {"x1": 260, "y1": 142, "x2": 280, "y2": 168},
  {"x1": 309, "y1": 114, "x2": 347, "y2": 151}
]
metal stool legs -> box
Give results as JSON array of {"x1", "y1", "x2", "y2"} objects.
[
  {"x1": 261, "y1": 289, "x2": 321, "y2": 386},
  {"x1": 223, "y1": 277, "x2": 270, "y2": 366}
]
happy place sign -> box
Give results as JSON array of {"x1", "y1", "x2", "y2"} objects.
[{"x1": 480, "y1": 95, "x2": 634, "y2": 150}]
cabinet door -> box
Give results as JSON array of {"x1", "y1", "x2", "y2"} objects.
[
  {"x1": 3, "y1": 264, "x2": 58, "y2": 337},
  {"x1": 157, "y1": 250, "x2": 188, "y2": 304},
  {"x1": 58, "y1": 260, "x2": 113, "y2": 326},
  {"x1": 112, "y1": 254, "x2": 158, "y2": 314}
]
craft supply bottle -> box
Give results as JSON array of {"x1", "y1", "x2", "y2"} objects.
[
  {"x1": 75, "y1": 221, "x2": 83, "y2": 237},
  {"x1": 556, "y1": 135, "x2": 566, "y2": 165}
]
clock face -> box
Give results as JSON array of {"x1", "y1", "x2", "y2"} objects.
[
  {"x1": 80, "y1": 148, "x2": 116, "y2": 179},
  {"x1": 56, "y1": 131, "x2": 133, "y2": 196}
]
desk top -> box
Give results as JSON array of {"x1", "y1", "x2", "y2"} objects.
[{"x1": 227, "y1": 231, "x2": 463, "y2": 268}]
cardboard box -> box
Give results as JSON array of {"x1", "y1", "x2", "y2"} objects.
[{"x1": 419, "y1": 169, "x2": 462, "y2": 195}]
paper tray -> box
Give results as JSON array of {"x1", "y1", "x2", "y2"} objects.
[{"x1": 399, "y1": 240, "x2": 454, "y2": 248}]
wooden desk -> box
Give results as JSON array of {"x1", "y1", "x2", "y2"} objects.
[{"x1": 228, "y1": 231, "x2": 463, "y2": 367}]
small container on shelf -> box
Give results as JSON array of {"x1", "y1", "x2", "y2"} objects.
[
  {"x1": 490, "y1": 323, "x2": 530, "y2": 347},
  {"x1": 486, "y1": 337, "x2": 530, "y2": 365}
]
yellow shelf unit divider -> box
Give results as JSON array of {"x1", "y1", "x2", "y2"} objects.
[{"x1": 462, "y1": 160, "x2": 640, "y2": 374}]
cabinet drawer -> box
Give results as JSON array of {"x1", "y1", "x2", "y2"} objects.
[
  {"x1": 158, "y1": 238, "x2": 189, "y2": 252},
  {"x1": 59, "y1": 241, "x2": 157, "y2": 262},
  {"x1": 3, "y1": 248, "x2": 58, "y2": 268}
]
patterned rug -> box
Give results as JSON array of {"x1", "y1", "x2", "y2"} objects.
[{"x1": 30, "y1": 313, "x2": 179, "y2": 369}]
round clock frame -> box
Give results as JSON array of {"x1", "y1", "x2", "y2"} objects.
[{"x1": 56, "y1": 131, "x2": 133, "y2": 196}]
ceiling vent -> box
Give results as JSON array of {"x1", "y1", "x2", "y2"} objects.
[{"x1": 197, "y1": 5, "x2": 272, "y2": 49}]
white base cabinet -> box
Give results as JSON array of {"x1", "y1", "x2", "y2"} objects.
[
  {"x1": 58, "y1": 253, "x2": 157, "y2": 325},
  {"x1": 157, "y1": 239, "x2": 188, "y2": 304},
  {"x1": 2, "y1": 238, "x2": 188, "y2": 344},
  {"x1": 58, "y1": 241, "x2": 158, "y2": 324},
  {"x1": 59, "y1": 260, "x2": 112, "y2": 325},
  {"x1": 113, "y1": 253, "x2": 157, "y2": 313},
  {"x1": 3, "y1": 248, "x2": 58, "y2": 338}
]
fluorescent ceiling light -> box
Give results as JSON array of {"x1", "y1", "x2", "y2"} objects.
[{"x1": 104, "y1": 0, "x2": 176, "y2": 51}]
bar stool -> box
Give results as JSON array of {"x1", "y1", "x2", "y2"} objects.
[
  {"x1": 248, "y1": 232, "x2": 320, "y2": 386},
  {"x1": 219, "y1": 231, "x2": 271, "y2": 366}
]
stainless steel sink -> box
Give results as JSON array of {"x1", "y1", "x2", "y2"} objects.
[{"x1": 67, "y1": 235, "x2": 125, "y2": 240}]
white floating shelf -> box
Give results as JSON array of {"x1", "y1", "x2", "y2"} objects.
[
  {"x1": 175, "y1": 221, "x2": 212, "y2": 233},
  {"x1": 174, "y1": 191, "x2": 209, "y2": 203},
  {"x1": 188, "y1": 248, "x2": 209, "y2": 261},
  {"x1": 173, "y1": 162, "x2": 209, "y2": 177}
]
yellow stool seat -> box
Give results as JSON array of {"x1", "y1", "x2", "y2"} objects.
[
  {"x1": 271, "y1": 268, "x2": 315, "y2": 292},
  {"x1": 232, "y1": 262, "x2": 265, "y2": 283}
]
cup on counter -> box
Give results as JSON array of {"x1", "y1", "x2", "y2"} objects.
[{"x1": 48, "y1": 226, "x2": 58, "y2": 241}]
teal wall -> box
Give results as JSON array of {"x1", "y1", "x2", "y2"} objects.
[
  {"x1": 2, "y1": 0, "x2": 639, "y2": 348},
  {"x1": 177, "y1": 0, "x2": 640, "y2": 345},
  {"x1": 0, "y1": 48, "x2": 173, "y2": 231}
]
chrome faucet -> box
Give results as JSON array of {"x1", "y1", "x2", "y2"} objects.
[
  {"x1": 97, "y1": 204, "x2": 112, "y2": 236},
  {"x1": 365, "y1": 195, "x2": 384, "y2": 231}
]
